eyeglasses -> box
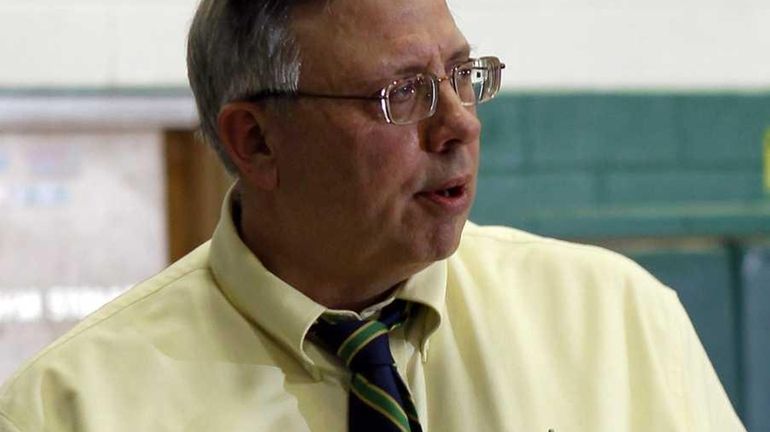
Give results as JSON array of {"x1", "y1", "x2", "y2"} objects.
[{"x1": 244, "y1": 56, "x2": 505, "y2": 125}]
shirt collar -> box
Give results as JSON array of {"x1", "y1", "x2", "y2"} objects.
[
  {"x1": 209, "y1": 184, "x2": 446, "y2": 374},
  {"x1": 323, "y1": 295, "x2": 397, "y2": 321}
]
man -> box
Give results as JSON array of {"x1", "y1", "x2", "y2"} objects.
[{"x1": 0, "y1": 0, "x2": 745, "y2": 430}]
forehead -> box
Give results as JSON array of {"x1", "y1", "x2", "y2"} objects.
[{"x1": 292, "y1": 0, "x2": 469, "y2": 87}]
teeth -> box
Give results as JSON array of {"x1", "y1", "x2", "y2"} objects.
[{"x1": 441, "y1": 189, "x2": 451, "y2": 197}]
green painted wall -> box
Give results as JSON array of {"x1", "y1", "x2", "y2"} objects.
[{"x1": 473, "y1": 93, "x2": 770, "y2": 238}]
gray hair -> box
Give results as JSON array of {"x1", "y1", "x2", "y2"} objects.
[{"x1": 187, "y1": 0, "x2": 303, "y2": 174}]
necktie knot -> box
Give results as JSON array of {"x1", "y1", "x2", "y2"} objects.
[
  {"x1": 311, "y1": 299, "x2": 423, "y2": 432},
  {"x1": 313, "y1": 300, "x2": 409, "y2": 370}
]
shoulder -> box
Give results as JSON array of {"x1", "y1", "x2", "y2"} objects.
[
  {"x1": 18, "y1": 241, "x2": 213, "y2": 366},
  {"x1": 459, "y1": 222, "x2": 630, "y2": 263},
  {"x1": 448, "y1": 221, "x2": 686, "y2": 360},
  {"x1": 0, "y1": 242, "x2": 218, "y2": 428},
  {"x1": 447, "y1": 224, "x2": 743, "y2": 430},
  {"x1": 457, "y1": 222, "x2": 661, "y2": 286},
  {"x1": 450, "y1": 222, "x2": 680, "y2": 322}
]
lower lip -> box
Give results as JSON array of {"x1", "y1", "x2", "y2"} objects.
[{"x1": 416, "y1": 187, "x2": 471, "y2": 214}]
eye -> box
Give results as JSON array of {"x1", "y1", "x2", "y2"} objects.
[
  {"x1": 455, "y1": 67, "x2": 474, "y2": 81},
  {"x1": 457, "y1": 68, "x2": 472, "y2": 77},
  {"x1": 388, "y1": 79, "x2": 419, "y2": 103}
]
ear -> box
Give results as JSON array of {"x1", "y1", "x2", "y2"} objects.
[{"x1": 217, "y1": 102, "x2": 278, "y2": 190}]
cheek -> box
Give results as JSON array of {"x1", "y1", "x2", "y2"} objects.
[
  {"x1": 276, "y1": 106, "x2": 423, "y2": 217},
  {"x1": 351, "y1": 125, "x2": 423, "y2": 194}
]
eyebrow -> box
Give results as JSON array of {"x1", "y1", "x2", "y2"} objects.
[
  {"x1": 446, "y1": 43, "x2": 473, "y2": 66},
  {"x1": 389, "y1": 42, "x2": 473, "y2": 78}
]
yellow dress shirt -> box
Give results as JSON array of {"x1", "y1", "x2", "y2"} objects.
[{"x1": 0, "y1": 192, "x2": 745, "y2": 431}]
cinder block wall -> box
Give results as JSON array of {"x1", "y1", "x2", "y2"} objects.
[{"x1": 473, "y1": 93, "x2": 770, "y2": 237}]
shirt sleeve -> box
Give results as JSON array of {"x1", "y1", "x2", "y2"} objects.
[{"x1": 667, "y1": 291, "x2": 747, "y2": 431}]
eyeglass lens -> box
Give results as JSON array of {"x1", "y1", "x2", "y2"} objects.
[
  {"x1": 386, "y1": 75, "x2": 436, "y2": 126},
  {"x1": 384, "y1": 57, "x2": 502, "y2": 125}
]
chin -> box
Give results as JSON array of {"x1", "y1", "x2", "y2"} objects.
[{"x1": 419, "y1": 217, "x2": 466, "y2": 262}]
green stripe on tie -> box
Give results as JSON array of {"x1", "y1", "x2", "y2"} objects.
[
  {"x1": 351, "y1": 374, "x2": 410, "y2": 432},
  {"x1": 337, "y1": 321, "x2": 387, "y2": 365}
]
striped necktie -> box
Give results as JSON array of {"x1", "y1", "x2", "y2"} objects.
[{"x1": 313, "y1": 299, "x2": 423, "y2": 432}]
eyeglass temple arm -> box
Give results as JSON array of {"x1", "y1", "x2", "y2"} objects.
[
  {"x1": 245, "y1": 90, "x2": 382, "y2": 102},
  {"x1": 244, "y1": 62, "x2": 505, "y2": 102}
]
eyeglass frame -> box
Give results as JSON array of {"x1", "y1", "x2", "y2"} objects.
[{"x1": 241, "y1": 56, "x2": 506, "y2": 125}]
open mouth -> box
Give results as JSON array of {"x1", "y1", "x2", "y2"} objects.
[
  {"x1": 419, "y1": 183, "x2": 468, "y2": 202},
  {"x1": 416, "y1": 175, "x2": 472, "y2": 211},
  {"x1": 434, "y1": 185, "x2": 466, "y2": 198}
]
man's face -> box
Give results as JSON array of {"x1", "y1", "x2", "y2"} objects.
[{"x1": 267, "y1": 0, "x2": 481, "y2": 280}]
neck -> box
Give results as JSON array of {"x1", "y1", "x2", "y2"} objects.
[{"x1": 236, "y1": 188, "x2": 415, "y2": 312}]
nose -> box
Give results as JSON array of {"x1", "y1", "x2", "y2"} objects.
[{"x1": 420, "y1": 78, "x2": 481, "y2": 154}]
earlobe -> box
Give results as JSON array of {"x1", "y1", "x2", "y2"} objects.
[{"x1": 217, "y1": 102, "x2": 278, "y2": 190}]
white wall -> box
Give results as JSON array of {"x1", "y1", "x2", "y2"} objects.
[
  {"x1": 450, "y1": 0, "x2": 770, "y2": 90},
  {"x1": 1, "y1": 0, "x2": 769, "y2": 90},
  {"x1": 0, "y1": 0, "x2": 194, "y2": 87}
]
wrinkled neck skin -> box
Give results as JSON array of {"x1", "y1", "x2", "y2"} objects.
[{"x1": 235, "y1": 184, "x2": 429, "y2": 312}]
